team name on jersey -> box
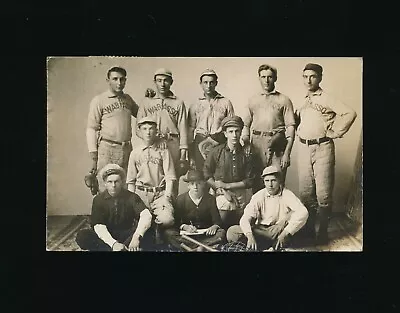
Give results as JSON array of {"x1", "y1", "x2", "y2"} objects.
[
  {"x1": 103, "y1": 100, "x2": 131, "y2": 115},
  {"x1": 135, "y1": 155, "x2": 162, "y2": 168},
  {"x1": 303, "y1": 99, "x2": 335, "y2": 119},
  {"x1": 147, "y1": 102, "x2": 178, "y2": 116}
]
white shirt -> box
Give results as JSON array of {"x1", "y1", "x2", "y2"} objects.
[{"x1": 240, "y1": 188, "x2": 309, "y2": 235}]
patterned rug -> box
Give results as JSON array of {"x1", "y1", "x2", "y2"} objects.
[{"x1": 46, "y1": 215, "x2": 362, "y2": 252}]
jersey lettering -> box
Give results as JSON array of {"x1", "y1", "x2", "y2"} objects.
[
  {"x1": 147, "y1": 102, "x2": 178, "y2": 116},
  {"x1": 103, "y1": 99, "x2": 131, "y2": 115}
]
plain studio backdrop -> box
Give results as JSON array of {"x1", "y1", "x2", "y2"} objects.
[{"x1": 47, "y1": 57, "x2": 362, "y2": 216}]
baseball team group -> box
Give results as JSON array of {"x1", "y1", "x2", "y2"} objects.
[{"x1": 76, "y1": 61, "x2": 357, "y2": 252}]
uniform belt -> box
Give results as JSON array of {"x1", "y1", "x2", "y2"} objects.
[
  {"x1": 299, "y1": 136, "x2": 330, "y2": 145},
  {"x1": 101, "y1": 138, "x2": 131, "y2": 146},
  {"x1": 252, "y1": 130, "x2": 275, "y2": 136},
  {"x1": 136, "y1": 185, "x2": 165, "y2": 193}
]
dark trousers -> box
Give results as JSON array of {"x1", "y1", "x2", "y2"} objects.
[
  {"x1": 76, "y1": 227, "x2": 155, "y2": 251},
  {"x1": 227, "y1": 224, "x2": 300, "y2": 250},
  {"x1": 164, "y1": 228, "x2": 226, "y2": 251}
]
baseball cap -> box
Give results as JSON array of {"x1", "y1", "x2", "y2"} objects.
[
  {"x1": 99, "y1": 163, "x2": 126, "y2": 182},
  {"x1": 303, "y1": 63, "x2": 323, "y2": 76},
  {"x1": 200, "y1": 68, "x2": 218, "y2": 80},
  {"x1": 154, "y1": 68, "x2": 173, "y2": 79},
  {"x1": 261, "y1": 165, "x2": 281, "y2": 178},
  {"x1": 137, "y1": 116, "x2": 157, "y2": 127},
  {"x1": 220, "y1": 115, "x2": 244, "y2": 130}
]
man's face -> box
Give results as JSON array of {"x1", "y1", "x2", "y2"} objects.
[
  {"x1": 139, "y1": 123, "x2": 157, "y2": 142},
  {"x1": 263, "y1": 174, "x2": 281, "y2": 195},
  {"x1": 154, "y1": 75, "x2": 173, "y2": 95},
  {"x1": 200, "y1": 75, "x2": 217, "y2": 95},
  {"x1": 303, "y1": 70, "x2": 321, "y2": 92},
  {"x1": 105, "y1": 174, "x2": 123, "y2": 197},
  {"x1": 107, "y1": 71, "x2": 126, "y2": 94},
  {"x1": 259, "y1": 69, "x2": 277, "y2": 93},
  {"x1": 188, "y1": 180, "x2": 206, "y2": 198},
  {"x1": 224, "y1": 126, "x2": 242, "y2": 146}
]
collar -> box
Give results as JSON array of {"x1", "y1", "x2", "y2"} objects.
[
  {"x1": 260, "y1": 89, "x2": 278, "y2": 96},
  {"x1": 106, "y1": 89, "x2": 124, "y2": 98},
  {"x1": 198, "y1": 92, "x2": 224, "y2": 100},
  {"x1": 264, "y1": 187, "x2": 283, "y2": 198},
  {"x1": 102, "y1": 188, "x2": 127, "y2": 200},
  {"x1": 188, "y1": 191, "x2": 203, "y2": 204},
  {"x1": 305, "y1": 88, "x2": 323, "y2": 98},
  {"x1": 224, "y1": 142, "x2": 243, "y2": 152},
  {"x1": 153, "y1": 91, "x2": 177, "y2": 100},
  {"x1": 138, "y1": 141, "x2": 157, "y2": 151}
]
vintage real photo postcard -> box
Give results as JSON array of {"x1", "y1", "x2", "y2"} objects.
[{"x1": 47, "y1": 57, "x2": 362, "y2": 252}]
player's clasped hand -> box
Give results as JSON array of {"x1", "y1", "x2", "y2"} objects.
[{"x1": 205, "y1": 225, "x2": 219, "y2": 236}]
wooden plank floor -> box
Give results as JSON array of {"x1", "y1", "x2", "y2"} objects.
[{"x1": 46, "y1": 214, "x2": 362, "y2": 252}]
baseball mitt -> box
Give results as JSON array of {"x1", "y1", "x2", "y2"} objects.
[
  {"x1": 84, "y1": 170, "x2": 99, "y2": 196},
  {"x1": 177, "y1": 159, "x2": 189, "y2": 177},
  {"x1": 145, "y1": 88, "x2": 156, "y2": 98}
]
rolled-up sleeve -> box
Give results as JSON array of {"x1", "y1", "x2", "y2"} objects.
[{"x1": 282, "y1": 189, "x2": 309, "y2": 235}]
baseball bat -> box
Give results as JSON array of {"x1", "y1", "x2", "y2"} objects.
[{"x1": 181, "y1": 234, "x2": 219, "y2": 252}]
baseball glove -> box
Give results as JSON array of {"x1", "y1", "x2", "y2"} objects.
[
  {"x1": 145, "y1": 88, "x2": 156, "y2": 98},
  {"x1": 177, "y1": 159, "x2": 189, "y2": 177},
  {"x1": 84, "y1": 170, "x2": 99, "y2": 196},
  {"x1": 151, "y1": 196, "x2": 175, "y2": 228},
  {"x1": 198, "y1": 136, "x2": 219, "y2": 160}
]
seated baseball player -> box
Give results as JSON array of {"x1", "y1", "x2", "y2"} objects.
[
  {"x1": 203, "y1": 115, "x2": 256, "y2": 229},
  {"x1": 226, "y1": 165, "x2": 309, "y2": 251},
  {"x1": 164, "y1": 169, "x2": 226, "y2": 252},
  {"x1": 75, "y1": 164, "x2": 153, "y2": 251},
  {"x1": 126, "y1": 116, "x2": 176, "y2": 244}
]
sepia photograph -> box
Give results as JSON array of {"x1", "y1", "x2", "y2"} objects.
[{"x1": 46, "y1": 57, "x2": 362, "y2": 252}]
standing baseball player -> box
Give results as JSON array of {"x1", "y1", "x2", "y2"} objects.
[
  {"x1": 203, "y1": 116, "x2": 256, "y2": 229},
  {"x1": 126, "y1": 116, "x2": 176, "y2": 243},
  {"x1": 296, "y1": 63, "x2": 357, "y2": 245},
  {"x1": 188, "y1": 69, "x2": 235, "y2": 171},
  {"x1": 242, "y1": 64, "x2": 296, "y2": 193},
  {"x1": 86, "y1": 66, "x2": 139, "y2": 192},
  {"x1": 136, "y1": 68, "x2": 188, "y2": 198}
]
